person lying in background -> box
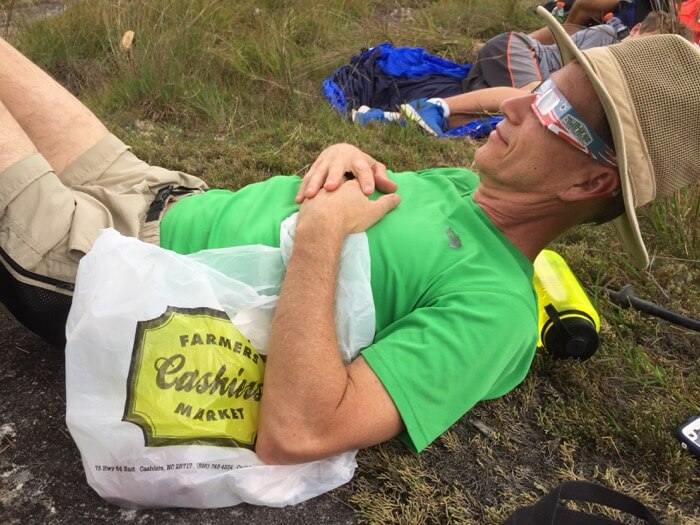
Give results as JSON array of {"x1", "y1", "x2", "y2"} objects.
[{"x1": 354, "y1": 11, "x2": 692, "y2": 136}]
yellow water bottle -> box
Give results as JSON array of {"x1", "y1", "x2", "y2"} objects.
[{"x1": 533, "y1": 250, "x2": 600, "y2": 360}]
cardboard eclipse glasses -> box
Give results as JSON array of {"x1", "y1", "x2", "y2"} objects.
[{"x1": 531, "y1": 79, "x2": 618, "y2": 168}]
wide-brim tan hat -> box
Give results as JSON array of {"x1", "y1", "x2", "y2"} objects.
[{"x1": 536, "y1": 6, "x2": 700, "y2": 268}]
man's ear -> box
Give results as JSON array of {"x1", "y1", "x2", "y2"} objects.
[
  {"x1": 558, "y1": 167, "x2": 620, "y2": 202},
  {"x1": 629, "y1": 23, "x2": 642, "y2": 37}
]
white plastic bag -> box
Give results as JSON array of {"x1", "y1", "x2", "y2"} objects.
[{"x1": 65, "y1": 221, "x2": 374, "y2": 508}]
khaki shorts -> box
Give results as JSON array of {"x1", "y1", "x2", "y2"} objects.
[{"x1": 0, "y1": 134, "x2": 208, "y2": 345}]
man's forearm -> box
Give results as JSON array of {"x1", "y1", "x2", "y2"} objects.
[
  {"x1": 257, "y1": 222, "x2": 350, "y2": 462},
  {"x1": 256, "y1": 178, "x2": 402, "y2": 463},
  {"x1": 445, "y1": 85, "x2": 532, "y2": 116}
]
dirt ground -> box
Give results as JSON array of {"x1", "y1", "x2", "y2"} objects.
[{"x1": 0, "y1": 308, "x2": 357, "y2": 524}]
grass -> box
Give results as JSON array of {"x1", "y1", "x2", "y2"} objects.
[{"x1": 4, "y1": 0, "x2": 699, "y2": 523}]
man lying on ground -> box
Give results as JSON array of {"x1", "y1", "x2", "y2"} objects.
[
  {"x1": 1, "y1": 8, "x2": 699, "y2": 464},
  {"x1": 354, "y1": 11, "x2": 692, "y2": 136}
]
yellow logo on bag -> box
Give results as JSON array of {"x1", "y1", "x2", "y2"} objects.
[{"x1": 123, "y1": 306, "x2": 265, "y2": 449}]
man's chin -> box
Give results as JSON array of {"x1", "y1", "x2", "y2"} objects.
[
  {"x1": 471, "y1": 146, "x2": 488, "y2": 175},
  {"x1": 469, "y1": 158, "x2": 482, "y2": 176}
]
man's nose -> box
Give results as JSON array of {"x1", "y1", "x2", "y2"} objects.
[{"x1": 499, "y1": 92, "x2": 536, "y2": 126}]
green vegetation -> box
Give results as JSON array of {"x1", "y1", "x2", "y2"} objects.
[{"x1": 5, "y1": 0, "x2": 699, "y2": 523}]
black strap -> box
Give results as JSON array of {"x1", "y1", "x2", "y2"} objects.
[
  {"x1": 145, "y1": 185, "x2": 203, "y2": 223},
  {"x1": 146, "y1": 184, "x2": 174, "y2": 222},
  {"x1": 503, "y1": 481, "x2": 660, "y2": 525}
]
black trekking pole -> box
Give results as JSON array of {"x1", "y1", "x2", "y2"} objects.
[{"x1": 603, "y1": 285, "x2": 700, "y2": 332}]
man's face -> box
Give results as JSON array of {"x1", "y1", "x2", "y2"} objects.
[{"x1": 473, "y1": 63, "x2": 609, "y2": 196}]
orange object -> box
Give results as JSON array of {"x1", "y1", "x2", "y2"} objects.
[{"x1": 679, "y1": 0, "x2": 700, "y2": 44}]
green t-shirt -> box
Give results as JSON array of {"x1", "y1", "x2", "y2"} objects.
[{"x1": 160, "y1": 168, "x2": 538, "y2": 452}]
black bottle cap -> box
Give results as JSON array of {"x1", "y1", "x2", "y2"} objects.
[{"x1": 543, "y1": 316, "x2": 600, "y2": 360}]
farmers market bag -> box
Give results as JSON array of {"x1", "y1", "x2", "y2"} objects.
[{"x1": 65, "y1": 218, "x2": 374, "y2": 508}]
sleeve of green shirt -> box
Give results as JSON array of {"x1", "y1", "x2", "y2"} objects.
[{"x1": 361, "y1": 287, "x2": 538, "y2": 452}]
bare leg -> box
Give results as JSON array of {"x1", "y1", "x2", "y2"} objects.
[
  {"x1": 0, "y1": 98, "x2": 38, "y2": 173},
  {"x1": 566, "y1": 0, "x2": 620, "y2": 26},
  {"x1": 0, "y1": 36, "x2": 109, "y2": 175}
]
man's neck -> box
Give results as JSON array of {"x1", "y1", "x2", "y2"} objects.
[{"x1": 473, "y1": 186, "x2": 580, "y2": 262}]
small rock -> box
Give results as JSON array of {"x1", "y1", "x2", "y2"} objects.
[
  {"x1": 134, "y1": 120, "x2": 155, "y2": 132},
  {"x1": 0, "y1": 422, "x2": 17, "y2": 440}
]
